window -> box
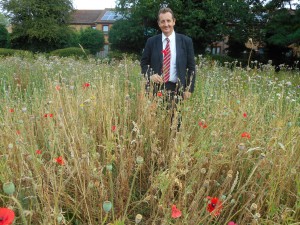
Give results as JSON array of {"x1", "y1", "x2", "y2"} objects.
[
  {"x1": 212, "y1": 47, "x2": 221, "y2": 55},
  {"x1": 102, "y1": 25, "x2": 109, "y2": 33}
]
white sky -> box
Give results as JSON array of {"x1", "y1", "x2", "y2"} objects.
[{"x1": 72, "y1": 0, "x2": 116, "y2": 10}]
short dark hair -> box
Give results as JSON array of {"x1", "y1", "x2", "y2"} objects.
[{"x1": 157, "y1": 8, "x2": 175, "y2": 21}]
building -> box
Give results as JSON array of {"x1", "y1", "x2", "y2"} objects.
[
  {"x1": 208, "y1": 36, "x2": 230, "y2": 55},
  {"x1": 70, "y1": 9, "x2": 121, "y2": 56}
]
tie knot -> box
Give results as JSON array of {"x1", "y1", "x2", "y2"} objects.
[{"x1": 166, "y1": 38, "x2": 170, "y2": 43}]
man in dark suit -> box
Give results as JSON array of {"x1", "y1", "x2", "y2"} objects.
[{"x1": 140, "y1": 7, "x2": 196, "y2": 99}]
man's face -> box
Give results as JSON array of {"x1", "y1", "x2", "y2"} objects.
[{"x1": 158, "y1": 12, "x2": 175, "y2": 37}]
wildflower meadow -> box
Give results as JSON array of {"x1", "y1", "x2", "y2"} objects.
[{"x1": 0, "y1": 55, "x2": 299, "y2": 224}]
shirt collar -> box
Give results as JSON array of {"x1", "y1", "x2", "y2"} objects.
[{"x1": 162, "y1": 31, "x2": 175, "y2": 42}]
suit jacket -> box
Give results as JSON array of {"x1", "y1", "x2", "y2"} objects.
[{"x1": 140, "y1": 33, "x2": 196, "y2": 92}]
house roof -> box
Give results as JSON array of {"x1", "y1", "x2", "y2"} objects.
[
  {"x1": 70, "y1": 9, "x2": 122, "y2": 24},
  {"x1": 70, "y1": 10, "x2": 105, "y2": 24},
  {"x1": 95, "y1": 9, "x2": 123, "y2": 23}
]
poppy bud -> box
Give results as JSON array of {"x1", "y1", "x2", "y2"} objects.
[
  {"x1": 103, "y1": 201, "x2": 112, "y2": 213},
  {"x1": 3, "y1": 182, "x2": 15, "y2": 195}
]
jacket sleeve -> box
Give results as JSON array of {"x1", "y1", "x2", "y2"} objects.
[
  {"x1": 186, "y1": 37, "x2": 196, "y2": 92},
  {"x1": 140, "y1": 38, "x2": 152, "y2": 79}
]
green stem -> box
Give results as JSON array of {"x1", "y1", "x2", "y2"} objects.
[
  {"x1": 101, "y1": 214, "x2": 108, "y2": 225},
  {"x1": 109, "y1": 171, "x2": 115, "y2": 221},
  {"x1": 11, "y1": 196, "x2": 27, "y2": 225},
  {"x1": 123, "y1": 165, "x2": 141, "y2": 220}
]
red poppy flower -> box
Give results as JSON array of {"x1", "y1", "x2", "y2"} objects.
[
  {"x1": 0, "y1": 208, "x2": 15, "y2": 225},
  {"x1": 36, "y1": 150, "x2": 42, "y2": 154},
  {"x1": 55, "y1": 156, "x2": 64, "y2": 165},
  {"x1": 9, "y1": 109, "x2": 14, "y2": 113},
  {"x1": 171, "y1": 204, "x2": 182, "y2": 218},
  {"x1": 112, "y1": 125, "x2": 116, "y2": 132},
  {"x1": 44, "y1": 113, "x2": 53, "y2": 118},
  {"x1": 55, "y1": 85, "x2": 61, "y2": 91},
  {"x1": 228, "y1": 222, "x2": 238, "y2": 225},
  {"x1": 241, "y1": 132, "x2": 251, "y2": 139},
  {"x1": 243, "y1": 113, "x2": 247, "y2": 118},
  {"x1": 157, "y1": 92, "x2": 163, "y2": 97},
  {"x1": 198, "y1": 121, "x2": 208, "y2": 129},
  {"x1": 83, "y1": 82, "x2": 90, "y2": 89},
  {"x1": 207, "y1": 196, "x2": 222, "y2": 216},
  {"x1": 16, "y1": 130, "x2": 21, "y2": 135},
  {"x1": 161, "y1": 49, "x2": 167, "y2": 55}
]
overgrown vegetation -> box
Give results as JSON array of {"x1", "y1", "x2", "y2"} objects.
[{"x1": 0, "y1": 56, "x2": 299, "y2": 224}]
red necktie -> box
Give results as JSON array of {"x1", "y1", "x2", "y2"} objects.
[{"x1": 163, "y1": 38, "x2": 170, "y2": 82}]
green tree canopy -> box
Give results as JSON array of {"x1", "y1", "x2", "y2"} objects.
[
  {"x1": 0, "y1": 24, "x2": 9, "y2": 47},
  {"x1": 0, "y1": 0, "x2": 75, "y2": 52},
  {"x1": 114, "y1": 0, "x2": 255, "y2": 53},
  {"x1": 265, "y1": 8, "x2": 300, "y2": 46},
  {"x1": 79, "y1": 28, "x2": 105, "y2": 55},
  {"x1": 109, "y1": 18, "x2": 147, "y2": 53},
  {"x1": 0, "y1": 13, "x2": 9, "y2": 26},
  {"x1": 262, "y1": 0, "x2": 300, "y2": 62}
]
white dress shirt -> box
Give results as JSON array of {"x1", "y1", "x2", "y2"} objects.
[{"x1": 162, "y1": 31, "x2": 177, "y2": 83}]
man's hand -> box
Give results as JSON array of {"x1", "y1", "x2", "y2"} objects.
[
  {"x1": 150, "y1": 74, "x2": 163, "y2": 84},
  {"x1": 183, "y1": 91, "x2": 192, "y2": 99}
]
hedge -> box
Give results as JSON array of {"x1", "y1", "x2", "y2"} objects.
[
  {"x1": 0, "y1": 48, "x2": 33, "y2": 57},
  {"x1": 50, "y1": 47, "x2": 90, "y2": 58}
]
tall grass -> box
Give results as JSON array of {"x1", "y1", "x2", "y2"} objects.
[{"x1": 0, "y1": 55, "x2": 299, "y2": 225}]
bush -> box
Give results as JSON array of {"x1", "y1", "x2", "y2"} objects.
[
  {"x1": 0, "y1": 48, "x2": 15, "y2": 56},
  {"x1": 55, "y1": 28, "x2": 81, "y2": 49},
  {"x1": 50, "y1": 47, "x2": 90, "y2": 58},
  {"x1": 79, "y1": 28, "x2": 104, "y2": 55},
  {"x1": 204, "y1": 54, "x2": 237, "y2": 66},
  {"x1": 108, "y1": 50, "x2": 140, "y2": 61},
  {"x1": 0, "y1": 48, "x2": 32, "y2": 57}
]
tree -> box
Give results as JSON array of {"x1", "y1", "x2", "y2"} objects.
[
  {"x1": 0, "y1": 0, "x2": 74, "y2": 52},
  {"x1": 0, "y1": 24, "x2": 9, "y2": 47},
  {"x1": 114, "y1": 0, "x2": 255, "y2": 54},
  {"x1": 226, "y1": 0, "x2": 267, "y2": 59},
  {"x1": 109, "y1": 19, "x2": 148, "y2": 53},
  {"x1": 79, "y1": 28, "x2": 104, "y2": 55},
  {"x1": 262, "y1": 1, "x2": 300, "y2": 62},
  {"x1": 265, "y1": 8, "x2": 300, "y2": 47},
  {"x1": 0, "y1": 13, "x2": 9, "y2": 26},
  {"x1": 178, "y1": 0, "x2": 254, "y2": 52}
]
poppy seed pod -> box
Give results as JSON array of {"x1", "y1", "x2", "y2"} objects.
[
  {"x1": 103, "y1": 201, "x2": 112, "y2": 213},
  {"x1": 3, "y1": 182, "x2": 15, "y2": 195},
  {"x1": 106, "y1": 164, "x2": 113, "y2": 171},
  {"x1": 57, "y1": 214, "x2": 64, "y2": 223},
  {"x1": 135, "y1": 214, "x2": 143, "y2": 224},
  {"x1": 136, "y1": 156, "x2": 144, "y2": 165}
]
